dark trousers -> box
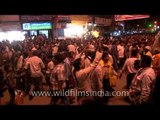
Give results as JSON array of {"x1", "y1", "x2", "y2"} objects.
[
  {"x1": 29, "y1": 77, "x2": 42, "y2": 94},
  {"x1": 118, "y1": 58, "x2": 125, "y2": 69},
  {"x1": 8, "y1": 85, "x2": 15, "y2": 105},
  {"x1": 16, "y1": 77, "x2": 25, "y2": 91},
  {"x1": 103, "y1": 78, "x2": 114, "y2": 102},
  {"x1": 51, "y1": 90, "x2": 70, "y2": 105},
  {"x1": 127, "y1": 73, "x2": 136, "y2": 90},
  {"x1": 45, "y1": 73, "x2": 51, "y2": 86}
]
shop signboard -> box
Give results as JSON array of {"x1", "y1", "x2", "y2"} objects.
[
  {"x1": 115, "y1": 15, "x2": 150, "y2": 21},
  {"x1": 0, "y1": 22, "x2": 21, "y2": 31},
  {"x1": 20, "y1": 15, "x2": 53, "y2": 21},
  {"x1": 95, "y1": 17, "x2": 112, "y2": 26},
  {"x1": 22, "y1": 22, "x2": 52, "y2": 30}
]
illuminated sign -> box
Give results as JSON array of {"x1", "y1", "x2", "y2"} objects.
[
  {"x1": 95, "y1": 17, "x2": 112, "y2": 26},
  {"x1": 115, "y1": 15, "x2": 150, "y2": 21},
  {"x1": 22, "y1": 22, "x2": 52, "y2": 30}
]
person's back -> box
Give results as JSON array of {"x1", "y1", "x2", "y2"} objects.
[
  {"x1": 152, "y1": 52, "x2": 160, "y2": 69},
  {"x1": 26, "y1": 56, "x2": 44, "y2": 78},
  {"x1": 90, "y1": 65, "x2": 103, "y2": 92},
  {"x1": 124, "y1": 57, "x2": 138, "y2": 74},
  {"x1": 120, "y1": 49, "x2": 138, "y2": 90},
  {"x1": 50, "y1": 63, "x2": 66, "y2": 90},
  {"x1": 24, "y1": 50, "x2": 45, "y2": 78},
  {"x1": 117, "y1": 44, "x2": 124, "y2": 58}
]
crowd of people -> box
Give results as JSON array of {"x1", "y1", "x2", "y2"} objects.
[{"x1": 0, "y1": 32, "x2": 160, "y2": 105}]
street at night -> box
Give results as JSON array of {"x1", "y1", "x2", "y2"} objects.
[{"x1": 0, "y1": 15, "x2": 160, "y2": 106}]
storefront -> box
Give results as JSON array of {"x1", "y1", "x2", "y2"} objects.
[
  {"x1": 22, "y1": 22, "x2": 53, "y2": 39},
  {"x1": 0, "y1": 15, "x2": 25, "y2": 42},
  {"x1": 55, "y1": 15, "x2": 71, "y2": 39},
  {"x1": 63, "y1": 15, "x2": 89, "y2": 38},
  {"x1": 20, "y1": 15, "x2": 53, "y2": 39}
]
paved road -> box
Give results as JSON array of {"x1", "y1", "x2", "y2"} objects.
[
  {"x1": 0, "y1": 74, "x2": 131, "y2": 105},
  {"x1": 108, "y1": 74, "x2": 130, "y2": 105}
]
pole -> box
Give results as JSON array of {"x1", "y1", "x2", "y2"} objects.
[{"x1": 53, "y1": 15, "x2": 58, "y2": 40}]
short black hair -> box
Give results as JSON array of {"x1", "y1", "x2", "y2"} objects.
[
  {"x1": 32, "y1": 50, "x2": 39, "y2": 56},
  {"x1": 103, "y1": 46, "x2": 109, "y2": 52},
  {"x1": 131, "y1": 49, "x2": 138, "y2": 57},
  {"x1": 54, "y1": 53, "x2": 64, "y2": 63},
  {"x1": 102, "y1": 52, "x2": 108, "y2": 61},
  {"x1": 72, "y1": 58, "x2": 81, "y2": 71},
  {"x1": 141, "y1": 55, "x2": 152, "y2": 67}
]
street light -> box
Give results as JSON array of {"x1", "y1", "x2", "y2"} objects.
[{"x1": 148, "y1": 24, "x2": 152, "y2": 28}]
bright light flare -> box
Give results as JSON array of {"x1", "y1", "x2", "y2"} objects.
[
  {"x1": 0, "y1": 31, "x2": 25, "y2": 42},
  {"x1": 64, "y1": 24, "x2": 84, "y2": 37},
  {"x1": 91, "y1": 30, "x2": 99, "y2": 38}
]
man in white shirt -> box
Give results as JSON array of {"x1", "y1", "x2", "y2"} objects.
[
  {"x1": 24, "y1": 50, "x2": 45, "y2": 100},
  {"x1": 129, "y1": 55, "x2": 156, "y2": 105},
  {"x1": 45, "y1": 55, "x2": 54, "y2": 86},
  {"x1": 120, "y1": 49, "x2": 138, "y2": 90},
  {"x1": 89, "y1": 52, "x2": 103, "y2": 103},
  {"x1": 16, "y1": 51, "x2": 24, "y2": 71},
  {"x1": 72, "y1": 50, "x2": 102, "y2": 105},
  {"x1": 117, "y1": 42, "x2": 125, "y2": 69}
]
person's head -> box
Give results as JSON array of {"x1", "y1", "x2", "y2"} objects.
[
  {"x1": 120, "y1": 42, "x2": 124, "y2": 46},
  {"x1": 88, "y1": 51, "x2": 96, "y2": 63},
  {"x1": 4, "y1": 64, "x2": 12, "y2": 72},
  {"x1": 72, "y1": 58, "x2": 81, "y2": 72},
  {"x1": 23, "y1": 52, "x2": 28, "y2": 58},
  {"x1": 144, "y1": 46, "x2": 151, "y2": 52},
  {"x1": 32, "y1": 50, "x2": 39, "y2": 56},
  {"x1": 140, "y1": 55, "x2": 152, "y2": 68},
  {"x1": 46, "y1": 54, "x2": 53, "y2": 62},
  {"x1": 53, "y1": 53, "x2": 64, "y2": 64},
  {"x1": 102, "y1": 52, "x2": 109, "y2": 63},
  {"x1": 69, "y1": 51, "x2": 75, "y2": 59},
  {"x1": 131, "y1": 49, "x2": 138, "y2": 57},
  {"x1": 103, "y1": 46, "x2": 109, "y2": 53},
  {"x1": 16, "y1": 51, "x2": 22, "y2": 57}
]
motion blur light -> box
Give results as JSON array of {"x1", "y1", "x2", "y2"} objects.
[
  {"x1": 148, "y1": 24, "x2": 152, "y2": 28},
  {"x1": 64, "y1": 24, "x2": 84, "y2": 38},
  {"x1": 91, "y1": 30, "x2": 99, "y2": 38},
  {"x1": 88, "y1": 23, "x2": 92, "y2": 26},
  {"x1": 0, "y1": 31, "x2": 25, "y2": 42},
  {"x1": 154, "y1": 21, "x2": 157, "y2": 24},
  {"x1": 157, "y1": 26, "x2": 160, "y2": 29},
  {"x1": 94, "y1": 24, "x2": 97, "y2": 27},
  {"x1": 151, "y1": 29, "x2": 155, "y2": 32}
]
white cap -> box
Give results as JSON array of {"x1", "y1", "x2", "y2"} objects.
[
  {"x1": 32, "y1": 47, "x2": 37, "y2": 51},
  {"x1": 145, "y1": 46, "x2": 151, "y2": 51}
]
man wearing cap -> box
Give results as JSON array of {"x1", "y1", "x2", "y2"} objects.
[{"x1": 144, "y1": 46, "x2": 152, "y2": 58}]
